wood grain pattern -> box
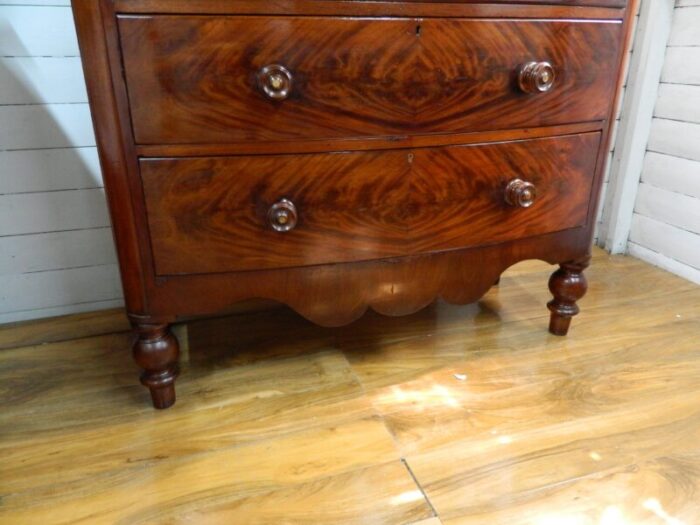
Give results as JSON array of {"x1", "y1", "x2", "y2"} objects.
[
  {"x1": 73, "y1": 0, "x2": 636, "y2": 406},
  {"x1": 1, "y1": 249, "x2": 699, "y2": 523},
  {"x1": 0, "y1": 307, "x2": 128, "y2": 351},
  {"x1": 72, "y1": 0, "x2": 150, "y2": 314},
  {"x1": 119, "y1": 16, "x2": 622, "y2": 144},
  {"x1": 114, "y1": 0, "x2": 627, "y2": 17},
  {"x1": 133, "y1": 121, "x2": 604, "y2": 158},
  {"x1": 142, "y1": 133, "x2": 600, "y2": 275},
  {"x1": 142, "y1": 228, "x2": 587, "y2": 327}
]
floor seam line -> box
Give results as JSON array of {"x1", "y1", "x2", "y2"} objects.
[{"x1": 401, "y1": 457, "x2": 439, "y2": 519}]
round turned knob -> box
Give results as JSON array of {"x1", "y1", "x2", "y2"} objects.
[
  {"x1": 505, "y1": 179, "x2": 537, "y2": 208},
  {"x1": 518, "y1": 61, "x2": 555, "y2": 94},
  {"x1": 268, "y1": 198, "x2": 297, "y2": 232},
  {"x1": 257, "y1": 64, "x2": 293, "y2": 100}
]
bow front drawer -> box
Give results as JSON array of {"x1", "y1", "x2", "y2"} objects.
[
  {"x1": 118, "y1": 15, "x2": 622, "y2": 145},
  {"x1": 141, "y1": 133, "x2": 600, "y2": 275}
]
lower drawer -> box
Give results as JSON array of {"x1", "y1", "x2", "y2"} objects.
[{"x1": 141, "y1": 133, "x2": 600, "y2": 275}]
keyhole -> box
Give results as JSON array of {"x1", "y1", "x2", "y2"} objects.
[{"x1": 416, "y1": 24, "x2": 422, "y2": 37}]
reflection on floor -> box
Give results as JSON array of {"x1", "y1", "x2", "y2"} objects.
[{"x1": 1, "y1": 248, "x2": 699, "y2": 524}]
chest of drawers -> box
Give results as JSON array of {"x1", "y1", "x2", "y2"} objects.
[{"x1": 72, "y1": 0, "x2": 636, "y2": 408}]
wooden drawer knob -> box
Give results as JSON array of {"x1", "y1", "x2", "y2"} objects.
[
  {"x1": 505, "y1": 179, "x2": 537, "y2": 208},
  {"x1": 268, "y1": 198, "x2": 298, "y2": 232},
  {"x1": 257, "y1": 64, "x2": 293, "y2": 100},
  {"x1": 518, "y1": 61, "x2": 555, "y2": 93}
]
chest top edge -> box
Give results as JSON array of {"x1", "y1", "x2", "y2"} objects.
[{"x1": 111, "y1": 0, "x2": 628, "y2": 19}]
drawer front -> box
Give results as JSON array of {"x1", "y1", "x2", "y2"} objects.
[
  {"x1": 119, "y1": 16, "x2": 622, "y2": 145},
  {"x1": 141, "y1": 133, "x2": 600, "y2": 275}
]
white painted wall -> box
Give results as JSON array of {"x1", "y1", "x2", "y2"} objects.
[
  {"x1": 0, "y1": 2, "x2": 123, "y2": 323},
  {"x1": 625, "y1": 2, "x2": 700, "y2": 284}
]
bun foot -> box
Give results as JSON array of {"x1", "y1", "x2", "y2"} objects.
[
  {"x1": 547, "y1": 257, "x2": 589, "y2": 336},
  {"x1": 548, "y1": 314, "x2": 572, "y2": 336},
  {"x1": 146, "y1": 380, "x2": 177, "y2": 409},
  {"x1": 132, "y1": 322, "x2": 180, "y2": 409}
]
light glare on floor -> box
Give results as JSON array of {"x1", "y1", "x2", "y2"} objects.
[{"x1": 390, "y1": 489, "x2": 424, "y2": 506}]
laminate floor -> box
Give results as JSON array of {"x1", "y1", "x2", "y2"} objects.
[{"x1": 1, "y1": 248, "x2": 699, "y2": 524}]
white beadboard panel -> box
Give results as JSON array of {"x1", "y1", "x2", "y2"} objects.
[
  {"x1": 0, "y1": 147, "x2": 102, "y2": 194},
  {"x1": 0, "y1": 103, "x2": 96, "y2": 150},
  {"x1": 628, "y1": 242, "x2": 700, "y2": 285},
  {"x1": 634, "y1": 183, "x2": 700, "y2": 235},
  {"x1": 0, "y1": 264, "x2": 122, "y2": 315},
  {"x1": 0, "y1": 189, "x2": 110, "y2": 236},
  {"x1": 0, "y1": 1, "x2": 120, "y2": 324},
  {"x1": 647, "y1": 118, "x2": 700, "y2": 162},
  {"x1": 655, "y1": 83, "x2": 700, "y2": 123},
  {"x1": 0, "y1": 5, "x2": 79, "y2": 57},
  {"x1": 0, "y1": 56, "x2": 87, "y2": 105},
  {"x1": 618, "y1": 3, "x2": 700, "y2": 285},
  {"x1": 0, "y1": 227, "x2": 116, "y2": 275},
  {"x1": 0, "y1": 299, "x2": 123, "y2": 326},
  {"x1": 629, "y1": 214, "x2": 700, "y2": 270},
  {"x1": 661, "y1": 47, "x2": 700, "y2": 85},
  {"x1": 642, "y1": 152, "x2": 700, "y2": 199},
  {"x1": 668, "y1": 6, "x2": 700, "y2": 46}
]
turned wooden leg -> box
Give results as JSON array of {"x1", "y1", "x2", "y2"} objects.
[
  {"x1": 132, "y1": 323, "x2": 180, "y2": 409},
  {"x1": 547, "y1": 257, "x2": 590, "y2": 336}
]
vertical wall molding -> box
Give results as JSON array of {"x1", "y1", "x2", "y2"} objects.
[{"x1": 600, "y1": 0, "x2": 675, "y2": 253}]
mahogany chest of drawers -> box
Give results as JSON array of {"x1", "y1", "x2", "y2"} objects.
[{"x1": 72, "y1": 0, "x2": 636, "y2": 408}]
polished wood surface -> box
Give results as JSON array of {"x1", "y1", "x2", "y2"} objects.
[
  {"x1": 72, "y1": 0, "x2": 637, "y2": 406},
  {"x1": 0, "y1": 308, "x2": 128, "y2": 350},
  {"x1": 142, "y1": 134, "x2": 599, "y2": 274},
  {"x1": 119, "y1": 15, "x2": 621, "y2": 145},
  {"x1": 133, "y1": 121, "x2": 603, "y2": 158},
  {"x1": 114, "y1": 0, "x2": 626, "y2": 18},
  {"x1": 139, "y1": 229, "x2": 584, "y2": 328},
  {"x1": 1, "y1": 249, "x2": 699, "y2": 523}
]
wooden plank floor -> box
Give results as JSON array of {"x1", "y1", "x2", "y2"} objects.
[{"x1": 1, "y1": 247, "x2": 699, "y2": 524}]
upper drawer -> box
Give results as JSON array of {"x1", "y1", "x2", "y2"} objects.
[{"x1": 118, "y1": 16, "x2": 622, "y2": 145}]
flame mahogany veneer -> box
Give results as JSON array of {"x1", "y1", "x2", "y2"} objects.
[{"x1": 72, "y1": 0, "x2": 637, "y2": 408}]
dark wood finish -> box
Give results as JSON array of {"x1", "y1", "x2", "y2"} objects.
[
  {"x1": 72, "y1": 1, "x2": 148, "y2": 314},
  {"x1": 131, "y1": 321, "x2": 180, "y2": 408},
  {"x1": 115, "y1": 1, "x2": 627, "y2": 16},
  {"x1": 547, "y1": 257, "x2": 590, "y2": 335},
  {"x1": 504, "y1": 178, "x2": 538, "y2": 208},
  {"x1": 148, "y1": 228, "x2": 589, "y2": 327},
  {"x1": 72, "y1": 0, "x2": 638, "y2": 407},
  {"x1": 119, "y1": 16, "x2": 622, "y2": 145},
  {"x1": 141, "y1": 133, "x2": 600, "y2": 274},
  {"x1": 518, "y1": 61, "x2": 556, "y2": 94},
  {"x1": 134, "y1": 121, "x2": 604, "y2": 157}
]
